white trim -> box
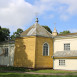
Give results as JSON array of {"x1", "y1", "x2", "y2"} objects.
[{"x1": 42, "y1": 42, "x2": 49, "y2": 56}]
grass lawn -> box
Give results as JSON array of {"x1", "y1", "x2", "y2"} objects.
[
  {"x1": 0, "y1": 66, "x2": 77, "y2": 74},
  {"x1": 32, "y1": 69, "x2": 77, "y2": 73},
  {"x1": 0, "y1": 73, "x2": 77, "y2": 77}
]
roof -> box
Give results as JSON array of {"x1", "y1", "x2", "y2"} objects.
[
  {"x1": 57, "y1": 33, "x2": 77, "y2": 36},
  {"x1": 53, "y1": 32, "x2": 77, "y2": 39},
  {"x1": 0, "y1": 40, "x2": 15, "y2": 44},
  {"x1": 53, "y1": 51, "x2": 77, "y2": 57},
  {"x1": 58, "y1": 33, "x2": 77, "y2": 36},
  {"x1": 20, "y1": 18, "x2": 52, "y2": 37}
]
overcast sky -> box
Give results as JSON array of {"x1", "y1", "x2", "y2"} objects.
[{"x1": 0, "y1": 0, "x2": 77, "y2": 35}]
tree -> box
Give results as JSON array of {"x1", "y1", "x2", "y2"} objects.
[
  {"x1": 0, "y1": 26, "x2": 1, "y2": 29},
  {"x1": 59, "y1": 30, "x2": 70, "y2": 35},
  {"x1": 0, "y1": 26, "x2": 2, "y2": 41},
  {"x1": 0, "y1": 26, "x2": 10, "y2": 42},
  {"x1": 11, "y1": 28, "x2": 23, "y2": 40},
  {"x1": 42, "y1": 25, "x2": 52, "y2": 33}
]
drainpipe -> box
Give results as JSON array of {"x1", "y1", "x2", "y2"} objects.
[
  {"x1": 52, "y1": 37, "x2": 54, "y2": 70},
  {"x1": 8, "y1": 36, "x2": 10, "y2": 66}
]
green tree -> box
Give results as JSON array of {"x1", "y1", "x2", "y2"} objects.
[
  {"x1": 59, "y1": 30, "x2": 70, "y2": 35},
  {"x1": 0, "y1": 26, "x2": 2, "y2": 41},
  {"x1": 0, "y1": 26, "x2": 10, "y2": 42},
  {"x1": 11, "y1": 28, "x2": 23, "y2": 40},
  {"x1": 42, "y1": 25, "x2": 52, "y2": 33},
  {"x1": 0, "y1": 26, "x2": 1, "y2": 29}
]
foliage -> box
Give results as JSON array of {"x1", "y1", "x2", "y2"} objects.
[
  {"x1": 0, "y1": 66, "x2": 30, "y2": 72},
  {"x1": 42, "y1": 26, "x2": 52, "y2": 33},
  {"x1": 0, "y1": 67, "x2": 77, "y2": 77},
  {"x1": 11, "y1": 28, "x2": 23, "y2": 40},
  {"x1": 59, "y1": 31, "x2": 70, "y2": 35},
  {"x1": 0, "y1": 26, "x2": 10, "y2": 42},
  {"x1": 0, "y1": 67, "x2": 77, "y2": 74}
]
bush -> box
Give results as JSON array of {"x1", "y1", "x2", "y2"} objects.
[{"x1": 0, "y1": 66, "x2": 30, "y2": 72}]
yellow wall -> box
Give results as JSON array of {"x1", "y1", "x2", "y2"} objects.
[
  {"x1": 14, "y1": 36, "x2": 53, "y2": 68},
  {"x1": 14, "y1": 36, "x2": 36, "y2": 68},
  {"x1": 35, "y1": 36, "x2": 53, "y2": 68}
]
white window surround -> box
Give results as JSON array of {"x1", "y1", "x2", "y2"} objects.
[
  {"x1": 42, "y1": 42, "x2": 49, "y2": 56},
  {"x1": 59, "y1": 59, "x2": 65, "y2": 66}
]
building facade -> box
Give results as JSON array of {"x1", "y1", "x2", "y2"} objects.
[
  {"x1": 14, "y1": 18, "x2": 53, "y2": 68},
  {"x1": 0, "y1": 18, "x2": 77, "y2": 70},
  {"x1": 0, "y1": 41, "x2": 15, "y2": 66},
  {"x1": 53, "y1": 33, "x2": 77, "y2": 70}
]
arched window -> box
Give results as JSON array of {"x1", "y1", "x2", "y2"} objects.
[{"x1": 43, "y1": 43, "x2": 49, "y2": 56}]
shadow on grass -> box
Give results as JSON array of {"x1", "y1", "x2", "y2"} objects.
[{"x1": 0, "y1": 73, "x2": 77, "y2": 77}]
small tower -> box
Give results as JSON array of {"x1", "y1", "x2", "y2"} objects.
[{"x1": 52, "y1": 27, "x2": 58, "y2": 36}]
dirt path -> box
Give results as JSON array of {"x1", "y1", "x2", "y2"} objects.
[
  {"x1": 25, "y1": 72, "x2": 77, "y2": 75},
  {"x1": 1, "y1": 71, "x2": 77, "y2": 75}
]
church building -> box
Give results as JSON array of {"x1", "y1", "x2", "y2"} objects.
[
  {"x1": 1, "y1": 18, "x2": 77, "y2": 70},
  {"x1": 14, "y1": 18, "x2": 56, "y2": 68}
]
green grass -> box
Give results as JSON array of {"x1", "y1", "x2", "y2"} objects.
[
  {"x1": 0, "y1": 73, "x2": 77, "y2": 77},
  {"x1": 32, "y1": 69, "x2": 77, "y2": 73},
  {"x1": 0, "y1": 66, "x2": 77, "y2": 74}
]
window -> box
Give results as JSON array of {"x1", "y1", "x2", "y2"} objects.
[
  {"x1": 43, "y1": 43, "x2": 49, "y2": 56},
  {"x1": 59, "y1": 60, "x2": 65, "y2": 66},
  {"x1": 64, "y1": 43, "x2": 70, "y2": 50},
  {"x1": 4, "y1": 48, "x2": 8, "y2": 57}
]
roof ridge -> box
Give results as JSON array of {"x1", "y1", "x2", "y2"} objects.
[{"x1": 20, "y1": 21, "x2": 52, "y2": 37}]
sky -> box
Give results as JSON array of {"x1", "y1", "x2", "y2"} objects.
[{"x1": 0, "y1": 0, "x2": 77, "y2": 35}]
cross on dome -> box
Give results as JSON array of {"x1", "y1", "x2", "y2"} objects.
[{"x1": 35, "y1": 18, "x2": 39, "y2": 23}]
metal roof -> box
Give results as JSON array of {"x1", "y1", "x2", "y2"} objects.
[
  {"x1": 20, "y1": 22, "x2": 52, "y2": 37},
  {"x1": 53, "y1": 51, "x2": 77, "y2": 57}
]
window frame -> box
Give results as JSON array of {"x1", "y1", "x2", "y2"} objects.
[
  {"x1": 43, "y1": 42, "x2": 49, "y2": 56},
  {"x1": 64, "y1": 43, "x2": 70, "y2": 51},
  {"x1": 4, "y1": 47, "x2": 8, "y2": 57},
  {"x1": 59, "y1": 59, "x2": 65, "y2": 66}
]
